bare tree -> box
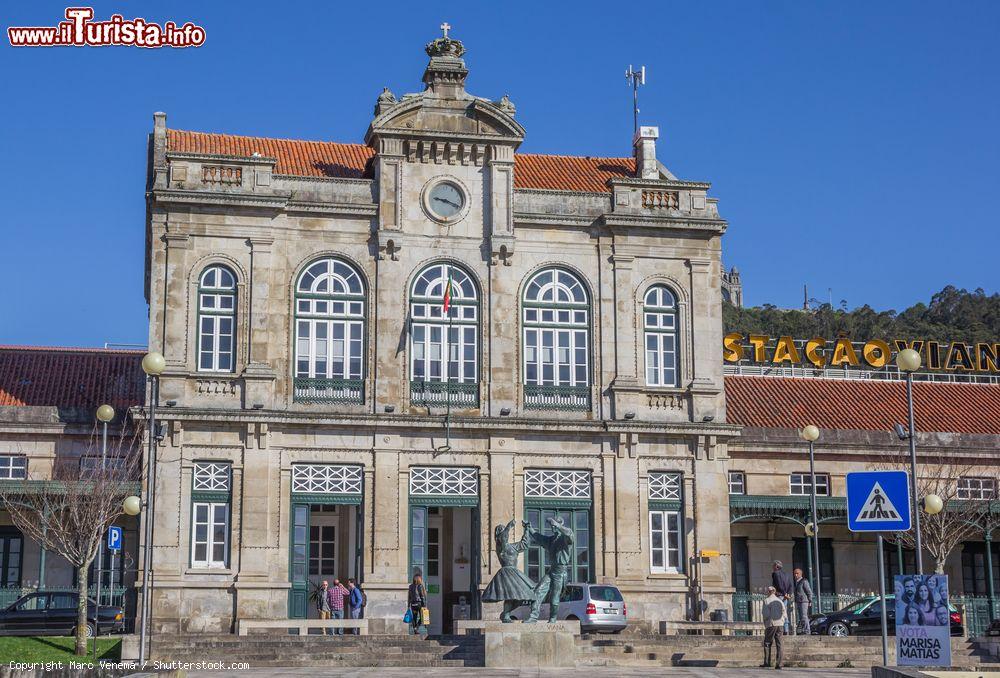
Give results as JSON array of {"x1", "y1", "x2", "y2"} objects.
[
  {"x1": 871, "y1": 451, "x2": 992, "y2": 574},
  {"x1": 0, "y1": 424, "x2": 141, "y2": 655}
]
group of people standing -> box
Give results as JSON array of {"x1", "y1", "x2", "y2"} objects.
[
  {"x1": 761, "y1": 560, "x2": 815, "y2": 670},
  {"x1": 315, "y1": 578, "x2": 365, "y2": 634},
  {"x1": 897, "y1": 574, "x2": 951, "y2": 627}
]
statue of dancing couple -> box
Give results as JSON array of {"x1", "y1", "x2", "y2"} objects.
[{"x1": 481, "y1": 515, "x2": 575, "y2": 623}]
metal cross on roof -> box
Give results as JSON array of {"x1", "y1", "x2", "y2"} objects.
[{"x1": 440, "y1": 22, "x2": 451, "y2": 38}]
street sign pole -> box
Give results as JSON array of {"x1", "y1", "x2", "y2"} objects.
[{"x1": 876, "y1": 534, "x2": 889, "y2": 666}]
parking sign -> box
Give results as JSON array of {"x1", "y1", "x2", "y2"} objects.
[{"x1": 107, "y1": 525, "x2": 122, "y2": 551}]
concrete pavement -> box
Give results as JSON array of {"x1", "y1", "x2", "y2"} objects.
[{"x1": 190, "y1": 668, "x2": 871, "y2": 677}]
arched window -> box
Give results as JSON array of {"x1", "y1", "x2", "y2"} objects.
[
  {"x1": 294, "y1": 258, "x2": 365, "y2": 403},
  {"x1": 522, "y1": 268, "x2": 590, "y2": 410},
  {"x1": 197, "y1": 266, "x2": 236, "y2": 372},
  {"x1": 644, "y1": 285, "x2": 678, "y2": 387},
  {"x1": 409, "y1": 262, "x2": 479, "y2": 407}
]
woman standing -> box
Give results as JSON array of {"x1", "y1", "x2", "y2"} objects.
[
  {"x1": 482, "y1": 519, "x2": 537, "y2": 622},
  {"x1": 407, "y1": 573, "x2": 427, "y2": 636}
]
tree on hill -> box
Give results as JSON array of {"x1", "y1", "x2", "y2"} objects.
[{"x1": 724, "y1": 286, "x2": 999, "y2": 344}]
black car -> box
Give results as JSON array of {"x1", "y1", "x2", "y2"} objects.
[
  {"x1": 0, "y1": 592, "x2": 124, "y2": 636},
  {"x1": 810, "y1": 594, "x2": 963, "y2": 637}
]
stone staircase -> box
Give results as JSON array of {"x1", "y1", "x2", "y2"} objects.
[
  {"x1": 150, "y1": 633, "x2": 485, "y2": 668},
  {"x1": 574, "y1": 634, "x2": 1000, "y2": 669}
]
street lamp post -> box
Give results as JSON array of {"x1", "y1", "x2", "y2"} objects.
[
  {"x1": 137, "y1": 352, "x2": 165, "y2": 665},
  {"x1": 896, "y1": 348, "x2": 924, "y2": 574},
  {"x1": 93, "y1": 404, "x2": 114, "y2": 662},
  {"x1": 801, "y1": 425, "x2": 822, "y2": 613}
]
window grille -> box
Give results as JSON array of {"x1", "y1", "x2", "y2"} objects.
[
  {"x1": 648, "y1": 472, "x2": 682, "y2": 501},
  {"x1": 292, "y1": 464, "x2": 363, "y2": 494},
  {"x1": 524, "y1": 469, "x2": 591, "y2": 499},
  {"x1": 193, "y1": 462, "x2": 231, "y2": 492},
  {"x1": 409, "y1": 467, "x2": 478, "y2": 496}
]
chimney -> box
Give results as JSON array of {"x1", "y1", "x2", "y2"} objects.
[{"x1": 633, "y1": 126, "x2": 659, "y2": 179}]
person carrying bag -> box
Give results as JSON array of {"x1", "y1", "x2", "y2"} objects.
[{"x1": 407, "y1": 573, "x2": 428, "y2": 636}]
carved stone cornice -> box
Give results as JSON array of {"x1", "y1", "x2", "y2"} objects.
[
  {"x1": 285, "y1": 200, "x2": 377, "y2": 217},
  {"x1": 602, "y1": 213, "x2": 728, "y2": 234},
  {"x1": 513, "y1": 213, "x2": 597, "y2": 227},
  {"x1": 150, "y1": 188, "x2": 288, "y2": 211},
  {"x1": 128, "y1": 405, "x2": 742, "y2": 438}
]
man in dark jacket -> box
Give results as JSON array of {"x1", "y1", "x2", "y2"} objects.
[
  {"x1": 771, "y1": 560, "x2": 794, "y2": 634},
  {"x1": 793, "y1": 568, "x2": 814, "y2": 634}
]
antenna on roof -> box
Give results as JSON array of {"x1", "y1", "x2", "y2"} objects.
[{"x1": 625, "y1": 65, "x2": 646, "y2": 137}]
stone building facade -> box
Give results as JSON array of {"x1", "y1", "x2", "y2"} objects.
[{"x1": 143, "y1": 31, "x2": 739, "y2": 633}]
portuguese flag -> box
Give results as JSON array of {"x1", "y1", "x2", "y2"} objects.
[{"x1": 442, "y1": 273, "x2": 453, "y2": 313}]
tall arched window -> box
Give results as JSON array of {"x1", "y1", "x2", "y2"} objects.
[
  {"x1": 409, "y1": 262, "x2": 479, "y2": 407},
  {"x1": 522, "y1": 268, "x2": 590, "y2": 410},
  {"x1": 197, "y1": 266, "x2": 236, "y2": 372},
  {"x1": 294, "y1": 258, "x2": 365, "y2": 403},
  {"x1": 644, "y1": 285, "x2": 678, "y2": 387}
]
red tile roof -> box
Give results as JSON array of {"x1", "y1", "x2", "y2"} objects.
[
  {"x1": 725, "y1": 375, "x2": 1000, "y2": 435},
  {"x1": 166, "y1": 129, "x2": 635, "y2": 192},
  {"x1": 0, "y1": 346, "x2": 146, "y2": 410}
]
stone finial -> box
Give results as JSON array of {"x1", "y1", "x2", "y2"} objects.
[
  {"x1": 374, "y1": 87, "x2": 397, "y2": 116},
  {"x1": 496, "y1": 94, "x2": 516, "y2": 116},
  {"x1": 425, "y1": 36, "x2": 465, "y2": 59},
  {"x1": 633, "y1": 125, "x2": 659, "y2": 180},
  {"x1": 422, "y1": 26, "x2": 468, "y2": 97}
]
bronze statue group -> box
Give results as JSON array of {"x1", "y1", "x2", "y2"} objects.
[{"x1": 482, "y1": 516, "x2": 575, "y2": 623}]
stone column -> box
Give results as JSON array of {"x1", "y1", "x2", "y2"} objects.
[
  {"x1": 610, "y1": 254, "x2": 638, "y2": 387},
  {"x1": 235, "y1": 422, "x2": 273, "y2": 585},
  {"x1": 244, "y1": 237, "x2": 276, "y2": 406}
]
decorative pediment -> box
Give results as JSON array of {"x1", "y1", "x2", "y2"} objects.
[{"x1": 365, "y1": 95, "x2": 525, "y2": 146}]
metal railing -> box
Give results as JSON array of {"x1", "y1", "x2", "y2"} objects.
[
  {"x1": 733, "y1": 590, "x2": 861, "y2": 623},
  {"x1": 954, "y1": 595, "x2": 999, "y2": 638},
  {"x1": 410, "y1": 380, "x2": 479, "y2": 408},
  {"x1": 523, "y1": 384, "x2": 590, "y2": 411},
  {"x1": 734, "y1": 590, "x2": 999, "y2": 638},
  {"x1": 293, "y1": 378, "x2": 364, "y2": 404}
]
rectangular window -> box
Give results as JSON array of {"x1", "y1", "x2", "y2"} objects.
[
  {"x1": 410, "y1": 321, "x2": 477, "y2": 384},
  {"x1": 728, "y1": 471, "x2": 746, "y2": 495},
  {"x1": 645, "y1": 331, "x2": 677, "y2": 386},
  {"x1": 0, "y1": 456, "x2": 26, "y2": 480},
  {"x1": 789, "y1": 473, "x2": 829, "y2": 496},
  {"x1": 958, "y1": 477, "x2": 996, "y2": 500},
  {"x1": 308, "y1": 524, "x2": 337, "y2": 576},
  {"x1": 523, "y1": 327, "x2": 588, "y2": 387},
  {"x1": 191, "y1": 501, "x2": 229, "y2": 568},
  {"x1": 649, "y1": 510, "x2": 682, "y2": 573},
  {"x1": 296, "y1": 319, "x2": 363, "y2": 380},
  {"x1": 198, "y1": 309, "x2": 235, "y2": 372}
]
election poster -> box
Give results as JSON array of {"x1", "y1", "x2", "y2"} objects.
[{"x1": 895, "y1": 574, "x2": 952, "y2": 667}]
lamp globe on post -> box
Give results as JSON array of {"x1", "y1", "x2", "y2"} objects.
[
  {"x1": 138, "y1": 351, "x2": 165, "y2": 665},
  {"x1": 800, "y1": 424, "x2": 822, "y2": 612},
  {"x1": 922, "y1": 494, "x2": 944, "y2": 516},
  {"x1": 895, "y1": 347, "x2": 925, "y2": 573},
  {"x1": 96, "y1": 404, "x2": 115, "y2": 423},
  {"x1": 123, "y1": 495, "x2": 142, "y2": 516},
  {"x1": 895, "y1": 348, "x2": 922, "y2": 373}
]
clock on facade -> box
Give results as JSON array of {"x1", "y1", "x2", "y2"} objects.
[{"x1": 427, "y1": 181, "x2": 466, "y2": 220}]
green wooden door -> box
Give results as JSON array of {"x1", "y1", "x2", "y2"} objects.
[
  {"x1": 288, "y1": 503, "x2": 310, "y2": 618},
  {"x1": 409, "y1": 505, "x2": 427, "y2": 579},
  {"x1": 524, "y1": 507, "x2": 591, "y2": 584}
]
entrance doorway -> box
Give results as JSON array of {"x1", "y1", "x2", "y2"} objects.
[{"x1": 409, "y1": 504, "x2": 481, "y2": 634}]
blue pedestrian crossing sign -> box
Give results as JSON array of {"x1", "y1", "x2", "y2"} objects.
[
  {"x1": 107, "y1": 526, "x2": 122, "y2": 551},
  {"x1": 846, "y1": 471, "x2": 911, "y2": 532}
]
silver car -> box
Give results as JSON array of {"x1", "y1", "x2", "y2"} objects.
[{"x1": 511, "y1": 583, "x2": 627, "y2": 633}]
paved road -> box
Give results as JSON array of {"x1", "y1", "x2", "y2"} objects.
[{"x1": 190, "y1": 669, "x2": 870, "y2": 678}]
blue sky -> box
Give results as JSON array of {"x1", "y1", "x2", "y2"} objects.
[{"x1": 1, "y1": 1, "x2": 997, "y2": 347}]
